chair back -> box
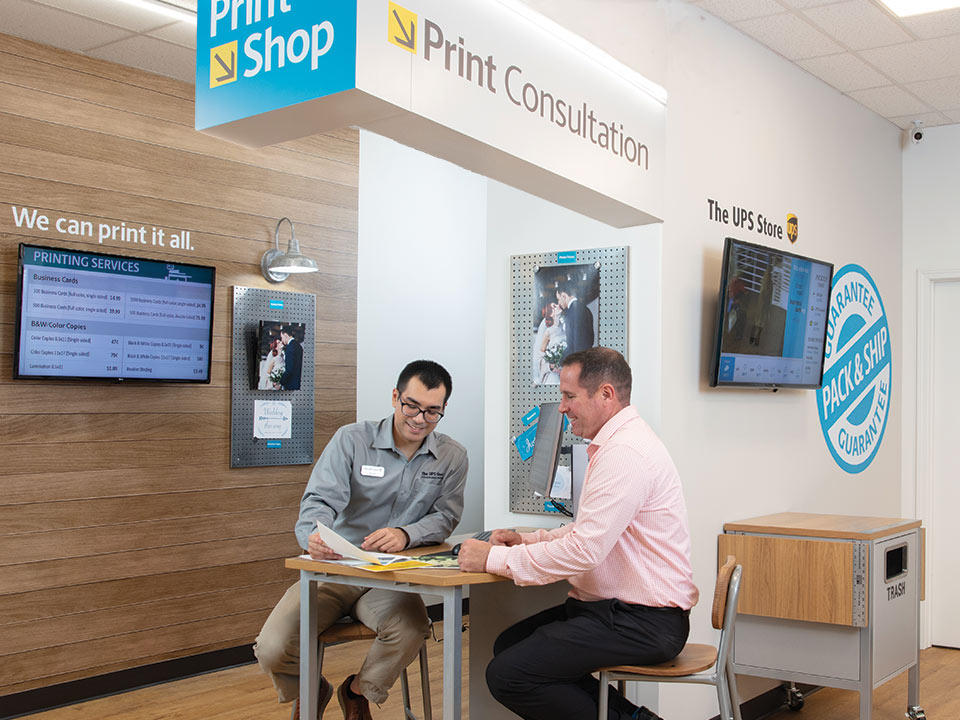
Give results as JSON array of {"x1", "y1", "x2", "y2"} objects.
[{"x1": 712, "y1": 555, "x2": 742, "y2": 679}]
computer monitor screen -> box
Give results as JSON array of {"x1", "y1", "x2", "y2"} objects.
[
  {"x1": 710, "y1": 237, "x2": 834, "y2": 388},
  {"x1": 528, "y1": 402, "x2": 565, "y2": 497}
]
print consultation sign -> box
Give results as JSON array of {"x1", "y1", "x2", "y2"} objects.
[
  {"x1": 195, "y1": 0, "x2": 665, "y2": 227},
  {"x1": 817, "y1": 265, "x2": 891, "y2": 474}
]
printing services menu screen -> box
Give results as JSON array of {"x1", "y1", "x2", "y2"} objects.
[{"x1": 15, "y1": 245, "x2": 215, "y2": 381}]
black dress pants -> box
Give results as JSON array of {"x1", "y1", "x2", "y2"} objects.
[{"x1": 485, "y1": 597, "x2": 689, "y2": 720}]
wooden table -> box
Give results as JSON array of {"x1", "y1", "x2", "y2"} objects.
[{"x1": 285, "y1": 550, "x2": 506, "y2": 720}]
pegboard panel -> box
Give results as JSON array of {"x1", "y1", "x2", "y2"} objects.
[
  {"x1": 231, "y1": 286, "x2": 315, "y2": 467},
  {"x1": 509, "y1": 247, "x2": 628, "y2": 514}
]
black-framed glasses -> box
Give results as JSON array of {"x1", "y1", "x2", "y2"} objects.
[{"x1": 397, "y1": 395, "x2": 444, "y2": 423}]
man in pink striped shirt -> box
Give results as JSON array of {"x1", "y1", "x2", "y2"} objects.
[{"x1": 458, "y1": 347, "x2": 698, "y2": 720}]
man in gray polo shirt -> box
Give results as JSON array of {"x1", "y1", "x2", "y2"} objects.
[{"x1": 254, "y1": 360, "x2": 468, "y2": 720}]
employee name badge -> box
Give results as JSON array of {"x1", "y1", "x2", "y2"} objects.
[{"x1": 361, "y1": 465, "x2": 385, "y2": 478}]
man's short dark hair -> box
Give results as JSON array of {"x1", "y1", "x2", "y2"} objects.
[
  {"x1": 556, "y1": 280, "x2": 578, "y2": 297},
  {"x1": 280, "y1": 324, "x2": 300, "y2": 339},
  {"x1": 397, "y1": 360, "x2": 453, "y2": 403},
  {"x1": 561, "y1": 347, "x2": 631, "y2": 404}
]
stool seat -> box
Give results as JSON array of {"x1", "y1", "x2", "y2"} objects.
[
  {"x1": 319, "y1": 620, "x2": 377, "y2": 644},
  {"x1": 598, "y1": 644, "x2": 718, "y2": 677}
]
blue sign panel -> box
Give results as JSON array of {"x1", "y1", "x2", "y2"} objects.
[
  {"x1": 817, "y1": 264, "x2": 891, "y2": 474},
  {"x1": 196, "y1": 1, "x2": 358, "y2": 130},
  {"x1": 557, "y1": 251, "x2": 577, "y2": 264}
]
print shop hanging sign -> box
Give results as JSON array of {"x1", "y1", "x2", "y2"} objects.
[{"x1": 817, "y1": 264, "x2": 891, "y2": 474}]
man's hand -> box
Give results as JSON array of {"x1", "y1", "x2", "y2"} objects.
[
  {"x1": 307, "y1": 532, "x2": 343, "y2": 561},
  {"x1": 490, "y1": 529, "x2": 522, "y2": 546},
  {"x1": 457, "y1": 539, "x2": 492, "y2": 572},
  {"x1": 362, "y1": 527, "x2": 408, "y2": 553}
]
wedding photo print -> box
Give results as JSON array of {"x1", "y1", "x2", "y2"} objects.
[
  {"x1": 531, "y1": 263, "x2": 600, "y2": 385},
  {"x1": 256, "y1": 321, "x2": 306, "y2": 391}
]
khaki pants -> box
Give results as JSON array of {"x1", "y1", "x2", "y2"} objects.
[{"x1": 254, "y1": 581, "x2": 430, "y2": 704}]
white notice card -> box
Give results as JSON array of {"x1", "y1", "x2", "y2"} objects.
[{"x1": 254, "y1": 400, "x2": 292, "y2": 438}]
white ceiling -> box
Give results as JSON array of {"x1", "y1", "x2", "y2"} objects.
[{"x1": 1, "y1": 0, "x2": 959, "y2": 131}]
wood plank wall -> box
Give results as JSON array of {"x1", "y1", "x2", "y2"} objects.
[{"x1": 0, "y1": 33, "x2": 358, "y2": 698}]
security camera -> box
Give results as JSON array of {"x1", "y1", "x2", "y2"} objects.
[{"x1": 909, "y1": 121, "x2": 924, "y2": 144}]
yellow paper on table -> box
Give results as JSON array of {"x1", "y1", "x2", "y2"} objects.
[{"x1": 359, "y1": 559, "x2": 433, "y2": 572}]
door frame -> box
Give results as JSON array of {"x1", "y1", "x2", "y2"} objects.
[{"x1": 915, "y1": 268, "x2": 960, "y2": 647}]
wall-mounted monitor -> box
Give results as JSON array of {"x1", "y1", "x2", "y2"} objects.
[
  {"x1": 709, "y1": 237, "x2": 833, "y2": 389},
  {"x1": 14, "y1": 244, "x2": 215, "y2": 382}
]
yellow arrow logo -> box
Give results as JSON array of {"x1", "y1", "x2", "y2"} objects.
[
  {"x1": 210, "y1": 41, "x2": 238, "y2": 88},
  {"x1": 389, "y1": 2, "x2": 417, "y2": 53}
]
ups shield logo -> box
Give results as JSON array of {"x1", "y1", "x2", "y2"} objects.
[{"x1": 787, "y1": 214, "x2": 798, "y2": 244}]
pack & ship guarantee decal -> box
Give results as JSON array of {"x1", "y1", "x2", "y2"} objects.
[{"x1": 817, "y1": 264, "x2": 891, "y2": 473}]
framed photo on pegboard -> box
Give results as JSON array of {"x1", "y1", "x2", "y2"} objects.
[{"x1": 509, "y1": 246, "x2": 628, "y2": 514}]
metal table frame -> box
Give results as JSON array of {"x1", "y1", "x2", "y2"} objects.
[{"x1": 289, "y1": 557, "x2": 504, "y2": 720}]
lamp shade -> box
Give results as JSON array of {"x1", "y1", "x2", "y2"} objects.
[{"x1": 261, "y1": 217, "x2": 318, "y2": 283}]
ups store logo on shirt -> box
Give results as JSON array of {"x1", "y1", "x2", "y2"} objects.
[{"x1": 420, "y1": 470, "x2": 445, "y2": 482}]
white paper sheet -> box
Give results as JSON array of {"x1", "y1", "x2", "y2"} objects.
[{"x1": 311, "y1": 522, "x2": 411, "y2": 565}]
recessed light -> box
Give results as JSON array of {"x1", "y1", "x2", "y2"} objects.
[
  {"x1": 876, "y1": 0, "x2": 960, "y2": 17},
  {"x1": 114, "y1": 0, "x2": 196, "y2": 24}
]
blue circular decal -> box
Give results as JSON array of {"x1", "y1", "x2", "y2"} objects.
[{"x1": 817, "y1": 265, "x2": 891, "y2": 473}]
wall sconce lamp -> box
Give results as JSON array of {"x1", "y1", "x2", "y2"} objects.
[{"x1": 261, "y1": 217, "x2": 318, "y2": 283}]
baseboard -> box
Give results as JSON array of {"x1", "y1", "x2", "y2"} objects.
[
  {"x1": 709, "y1": 682, "x2": 819, "y2": 720},
  {"x1": 0, "y1": 646, "x2": 254, "y2": 719},
  {"x1": 0, "y1": 599, "x2": 470, "y2": 719}
]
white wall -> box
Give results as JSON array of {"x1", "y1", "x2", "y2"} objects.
[
  {"x1": 359, "y1": 2, "x2": 907, "y2": 717},
  {"x1": 901, "y1": 123, "x2": 960, "y2": 645},
  {"x1": 357, "y1": 130, "x2": 487, "y2": 535}
]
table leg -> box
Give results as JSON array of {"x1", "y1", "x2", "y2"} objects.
[
  {"x1": 442, "y1": 586, "x2": 463, "y2": 720},
  {"x1": 300, "y1": 573, "x2": 319, "y2": 720}
]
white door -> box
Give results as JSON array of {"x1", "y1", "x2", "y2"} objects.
[{"x1": 931, "y1": 280, "x2": 960, "y2": 648}]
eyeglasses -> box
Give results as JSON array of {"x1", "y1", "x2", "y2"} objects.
[{"x1": 397, "y1": 395, "x2": 444, "y2": 423}]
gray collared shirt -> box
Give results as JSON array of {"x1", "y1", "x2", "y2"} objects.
[{"x1": 295, "y1": 416, "x2": 468, "y2": 550}]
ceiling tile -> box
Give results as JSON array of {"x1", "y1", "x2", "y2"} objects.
[
  {"x1": 1, "y1": 0, "x2": 132, "y2": 51},
  {"x1": 88, "y1": 34, "x2": 194, "y2": 83},
  {"x1": 30, "y1": 0, "x2": 172, "y2": 32},
  {"x1": 860, "y1": 35, "x2": 960, "y2": 83},
  {"x1": 899, "y1": 9, "x2": 960, "y2": 40},
  {"x1": 735, "y1": 12, "x2": 844, "y2": 59},
  {"x1": 801, "y1": 0, "x2": 912, "y2": 50},
  {"x1": 944, "y1": 108, "x2": 960, "y2": 122},
  {"x1": 888, "y1": 111, "x2": 951, "y2": 129},
  {"x1": 778, "y1": 0, "x2": 849, "y2": 8},
  {"x1": 696, "y1": 0, "x2": 785, "y2": 23},
  {"x1": 847, "y1": 84, "x2": 931, "y2": 116},
  {"x1": 148, "y1": 21, "x2": 196, "y2": 49},
  {"x1": 798, "y1": 52, "x2": 890, "y2": 90},
  {"x1": 904, "y1": 75, "x2": 960, "y2": 110}
]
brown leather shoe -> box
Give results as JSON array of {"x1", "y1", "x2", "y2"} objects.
[
  {"x1": 336, "y1": 675, "x2": 373, "y2": 720},
  {"x1": 290, "y1": 676, "x2": 333, "y2": 720}
]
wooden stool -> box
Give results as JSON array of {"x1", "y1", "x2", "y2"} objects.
[
  {"x1": 596, "y1": 556, "x2": 743, "y2": 720},
  {"x1": 318, "y1": 619, "x2": 432, "y2": 720}
]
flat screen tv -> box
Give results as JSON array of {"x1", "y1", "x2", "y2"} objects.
[
  {"x1": 14, "y1": 244, "x2": 215, "y2": 382},
  {"x1": 710, "y1": 237, "x2": 833, "y2": 389}
]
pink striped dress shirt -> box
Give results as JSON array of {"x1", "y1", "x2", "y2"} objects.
[{"x1": 486, "y1": 405, "x2": 699, "y2": 609}]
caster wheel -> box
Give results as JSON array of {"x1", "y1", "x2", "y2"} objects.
[
  {"x1": 786, "y1": 687, "x2": 804, "y2": 711},
  {"x1": 905, "y1": 706, "x2": 926, "y2": 720}
]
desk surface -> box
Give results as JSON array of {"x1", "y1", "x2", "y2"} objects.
[
  {"x1": 285, "y1": 544, "x2": 506, "y2": 587},
  {"x1": 723, "y1": 512, "x2": 921, "y2": 540}
]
